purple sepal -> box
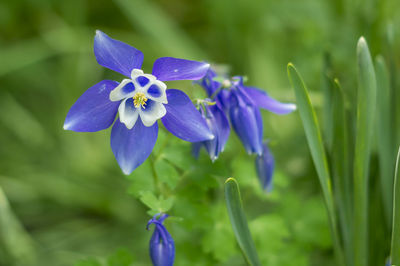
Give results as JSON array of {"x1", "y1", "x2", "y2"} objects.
[
  {"x1": 198, "y1": 69, "x2": 221, "y2": 97},
  {"x1": 229, "y1": 90, "x2": 263, "y2": 155},
  {"x1": 244, "y1": 86, "x2": 296, "y2": 115},
  {"x1": 255, "y1": 142, "x2": 275, "y2": 192},
  {"x1": 152, "y1": 57, "x2": 210, "y2": 81},
  {"x1": 110, "y1": 119, "x2": 158, "y2": 175},
  {"x1": 161, "y1": 89, "x2": 214, "y2": 142},
  {"x1": 147, "y1": 214, "x2": 175, "y2": 266},
  {"x1": 195, "y1": 103, "x2": 230, "y2": 161},
  {"x1": 94, "y1": 30, "x2": 144, "y2": 77},
  {"x1": 64, "y1": 80, "x2": 119, "y2": 132},
  {"x1": 192, "y1": 142, "x2": 202, "y2": 159}
]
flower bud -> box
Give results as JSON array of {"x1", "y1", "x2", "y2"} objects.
[
  {"x1": 147, "y1": 214, "x2": 175, "y2": 266},
  {"x1": 255, "y1": 143, "x2": 275, "y2": 192}
]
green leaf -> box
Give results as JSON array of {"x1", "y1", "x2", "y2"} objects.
[
  {"x1": 321, "y1": 53, "x2": 334, "y2": 151},
  {"x1": 139, "y1": 191, "x2": 174, "y2": 214},
  {"x1": 331, "y1": 79, "x2": 352, "y2": 258},
  {"x1": 224, "y1": 178, "x2": 261, "y2": 266},
  {"x1": 0, "y1": 186, "x2": 36, "y2": 266},
  {"x1": 353, "y1": 37, "x2": 377, "y2": 266},
  {"x1": 375, "y1": 55, "x2": 395, "y2": 226},
  {"x1": 391, "y1": 146, "x2": 400, "y2": 265},
  {"x1": 287, "y1": 63, "x2": 344, "y2": 265}
]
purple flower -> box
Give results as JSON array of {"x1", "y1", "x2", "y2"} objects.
[
  {"x1": 64, "y1": 31, "x2": 214, "y2": 174},
  {"x1": 255, "y1": 142, "x2": 275, "y2": 192},
  {"x1": 147, "y1": 214, "x2": 175, "y2": 266},
  {"x1": 199, "y1": 69, "x2": 296, "y2": 155},
  {"x1": 192, "y1": 100, "x2": 230, "y2": 161}
]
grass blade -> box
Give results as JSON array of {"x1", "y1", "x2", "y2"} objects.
[
  {"x1": 113, "y1": 0, "x2": 205, "y2": 58},
  {"x1": 353, "y1": 37, "x2": 377, "y2": 266},
  {"x1": 0, "y1": 186, "x2": 36, "y2": 265},
  {"x1": 331, "y1": 78, "x2": 352, "y2": 263},
  {"x1": 321, "y1": 53, "x2": 334, "y2": 151},
  {"x1": 287, "y1": 63, "x2": 344, "y2": 266},
  {"x1": 375, "y1": 55, "x2": 395, "y2": 227},
  {"x1": 391, "y1": 146, "x2": 400, "y2": 265},
  {"x1": 224, "y1": 178, "x2": 260, "y2": 266}
]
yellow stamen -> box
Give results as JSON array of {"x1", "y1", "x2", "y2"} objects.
[{"x1": 133, "y1": 92, "x2": 148, "y2": 108}]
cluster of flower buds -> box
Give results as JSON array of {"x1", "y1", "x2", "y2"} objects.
[{"x1": 194, "y1": 68, "x2": 296, "y2": 192}]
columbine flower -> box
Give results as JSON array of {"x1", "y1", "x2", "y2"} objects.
[
  {"x1": 147, "y1": 214, "x2": 175, "y2": 266},
  {"x1": 199, "y1": 68, "x2": 296, "y2": 155},
  {"x1": 192, "y1": 100, "x2": 230, "y2": 161},
  {"x1": 255, "y1": 142, "x2": 275, "y2": 192},
  {"x1": 64, "y1": 30, "x2": 214, "y2": 174}
]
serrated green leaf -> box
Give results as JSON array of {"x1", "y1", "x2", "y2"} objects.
[
  {"x1": 139, "y1": 191, "x2": 159, "y2": 210},
  {"x1": 139, "y1": 191, "x2": 174, "y2": 214},
  {"x1": 224, "y1": 178, "x2": 261, "y2": 266}
]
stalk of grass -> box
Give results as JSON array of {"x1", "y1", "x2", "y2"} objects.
[
  {"x1": 287, "y1": 63, "x2": 344, "y2": 266},
  {"x1": 331, "y1": 78, "x2": 352, "y2": 264},
  {"x1": 375, "y1": 55, "x2": 394, "y2": 227},
  {"x1": 224, "y1": 178, "x2": 261, "y2": 266},
  {"x1": 391, "y1": 146, "x2": 400, "y2": 265},
  {"x1": 353, "y1": 37, "x2": 376, "y2": 266}
]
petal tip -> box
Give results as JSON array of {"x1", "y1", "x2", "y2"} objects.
[
  {"x1": 95, "y1": 30, "x2": 105, "y2": 38},
  {"x1": 121, "y1": 167, "x2": 132, "y2": 175}
]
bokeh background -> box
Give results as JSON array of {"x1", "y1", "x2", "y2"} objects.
[{"x1": 1, "y1": 0, "x2": 400, "y2": 265}]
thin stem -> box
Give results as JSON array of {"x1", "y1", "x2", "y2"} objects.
[{"x1": 150, "y1": 154, "x2": 162, "y2": 195}]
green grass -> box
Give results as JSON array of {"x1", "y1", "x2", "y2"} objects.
[{"x1": 1, "y1": 0, "x2": 400, "y2": 265}]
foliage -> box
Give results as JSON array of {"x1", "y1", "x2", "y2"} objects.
[{"x1": 1, "y1": 0, "x2": 400, "y2": 265}]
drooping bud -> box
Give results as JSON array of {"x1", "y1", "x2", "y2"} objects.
[
  {"x1": 147, "y1": 214, "x2": 175, "y2": 266},
  {"x1": 193, "y1": 100, "x2": 230, "y2": 161},
  {"x1": 255, "y1": 142, "x2": 275, "y2": 192},
  {"x1": 229, "y1": 89, "x2": 263, "y2": 155}
]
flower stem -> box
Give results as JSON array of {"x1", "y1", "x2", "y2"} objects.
[{"x1": 150, "y1": 154, "x2": 162, "y2": 195}]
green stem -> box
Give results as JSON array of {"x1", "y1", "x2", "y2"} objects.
[{"x1": 149, "y1": 154, "x2": 162, "y2": 195}]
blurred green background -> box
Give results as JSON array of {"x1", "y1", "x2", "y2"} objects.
[{"x1": 1, "y1": 0, "x2": 400, "y2": 265}]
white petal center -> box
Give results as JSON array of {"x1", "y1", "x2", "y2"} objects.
[{"x1": 111, "y1": 69, "x2": 168, "y2": 128}]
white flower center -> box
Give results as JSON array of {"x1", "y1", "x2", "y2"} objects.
[{"x1": 109, "y1": 69, "x2": 168, "y2": 129}]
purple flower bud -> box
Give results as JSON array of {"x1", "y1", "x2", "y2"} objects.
[
  {"x1": 229, "y1": 89, "x2": 264, "y2": 155},
  {"x1": 147, "y1": 214, "x2": 175, "y2": 266},
  {"x1": 255, "y1": 143, "x2": 275, "y2": 192},
  {"x1": 193, "y1": 101, "x2": 230, "y2": 161}
]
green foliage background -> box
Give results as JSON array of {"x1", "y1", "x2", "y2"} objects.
[{"x1": 0, "y1": 0, "x2": 400, "y2": 265}]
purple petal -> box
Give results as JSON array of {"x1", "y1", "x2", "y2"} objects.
[
  {"x1": 64, "y1": 80, "x2": 119, "y2": 132},
  {"x1": 152, "y1": 57, "x2": 210, "y2": 81},
  {"x1": 110, "y1": 119, "x2": 158, "y2": 174},
  {"x1": 192, "y1": 142, "x2": 203, "y2": 159},
  {"x1": 161, "y1": 89, "x2": 214, "y2": 142},
  {"x1": 255, "y1": 143, "x2": 275, "y2": 192},
  {"x1": 198, "y1": 69, "x2": 221, "y2": 97},
  {"x1": 94, "y1": 30, "x2": 144, "y2": 77},
  {"x1": 202, "y1": 104, "x2": 230, "y2": 161},
  {"x1": 229, "y1": 91, "x2": 263, "y2": 155},
  {"x1": 243, "y1": 86, "x2": 296, "y2": 114}
]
